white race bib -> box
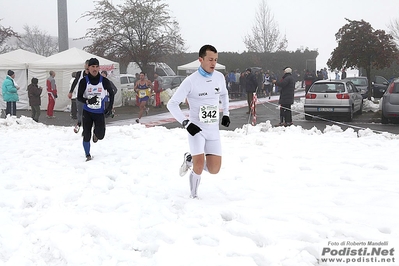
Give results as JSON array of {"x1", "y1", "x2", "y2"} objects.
[
  {"x1": 139, "y1": 90, "x2": 147, "y2": 98},
  {"x1": 199, "y1": 105, "x2": 218, "y2": 124}
]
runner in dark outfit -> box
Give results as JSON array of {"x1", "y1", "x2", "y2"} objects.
[{"x1": 77, "y1": 58, "x2": 115, "y2": 161}]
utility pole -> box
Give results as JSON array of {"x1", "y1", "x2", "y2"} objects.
[{"x1": 57, "y1": 0, "x2": 69, "y2": 52}]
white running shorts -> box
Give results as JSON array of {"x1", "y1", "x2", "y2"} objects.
[{"x1": 188, "y1": 131, "x2": 222, "y2": 156}]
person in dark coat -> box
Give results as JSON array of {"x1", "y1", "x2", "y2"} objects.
[
  {"x1": 239, "y1": 72, "x2": 246, "y2": 99},
  {"x1": 245, "y1": 68, "x2": 258, "y2": 114},
  {"x1": 341, "y1": 68, "x2": 347, "y2": 79},
  {"x1": 27, "y1": 77, "x2": 43, "y2": 122},
  {"x1": 272, "y1": 67, "x2": 295, "y2": 126},
  {"x1": 303, "y1": 69, "x2": 315, "y2": 94}
]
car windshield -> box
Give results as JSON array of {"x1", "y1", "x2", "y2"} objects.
[
  {"x1": 311, "y1": 83, "x2": 345, "y2": 93},
  {"x1": 120, "y1": 76, "x2": 135, "y2": 84},
  {"x1": 348, "y1": 78, "x2": 367, "y2": 86},
  {"x1": 162, "y1": 77, "x2": 175, "y2": 84}
]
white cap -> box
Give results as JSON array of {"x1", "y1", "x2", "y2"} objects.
[{"x1": 284, "y1": 67, "x2": 292, "y2": 73}]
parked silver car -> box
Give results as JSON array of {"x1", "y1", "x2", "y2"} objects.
[
  {"x1": 161, "y1": 75, "x2": 186, "y2": 90},
  {"x1": 381, "y1": 77, "x2": 399, "y2": 124},
  {"x1": 344, "y1": 77, "x2": 368, "y2": 98},
  {"x1": 304, "y1": 80, "x2": 363, "y2": 122}
]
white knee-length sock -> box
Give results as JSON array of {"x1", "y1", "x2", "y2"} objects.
[{"x1": 189, "y1": 171, "x2": 201, "y2": 198}]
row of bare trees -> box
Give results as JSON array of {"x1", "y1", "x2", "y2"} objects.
[
  {"x1": 0, "y1": 19, "x2": 58, "y2": 56},
  {"x1": 0, "y1": 0, "x2": 288, "y2": 60}
]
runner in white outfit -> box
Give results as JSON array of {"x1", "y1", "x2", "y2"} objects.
[{"x1": 167, "y1": 45, "x2": 230, "y2": 198}]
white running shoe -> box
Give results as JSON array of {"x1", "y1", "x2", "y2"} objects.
[
  {"x1": 179, "y1": 152, "x2": 192, "y2": 177},
  {"x1": 73, "y1": 123, "x2": 81, "y2": 133}
]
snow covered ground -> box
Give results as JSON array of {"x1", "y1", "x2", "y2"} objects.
[{"x1": 0, "y1": 99, "x2": 397, "y2": 265}]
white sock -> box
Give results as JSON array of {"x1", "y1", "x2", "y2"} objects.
[{"x1": 189, "y1": 171, "x2": 201, "y2": 198}]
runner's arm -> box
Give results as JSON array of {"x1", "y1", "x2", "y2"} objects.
[
  {"x1": 167, "y1": 81, "x2": 190, "y2": 124},
  {"x1": 69, "y1": 71, "x2": 81, "y2": 93}
]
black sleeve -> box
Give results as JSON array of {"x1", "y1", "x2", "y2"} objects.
[
  {"x1": 102, "y1": 78, "x2": 115, "y2": 108},
  {"x1": 110, "y1": 81, "x2": 118, "y2": 94},
  {"x1": 69, "y1": 71, "x2": 82, "y2": 93},
  {"x1": 77, "y1": 78, "x2": 87, "y2": 104}
]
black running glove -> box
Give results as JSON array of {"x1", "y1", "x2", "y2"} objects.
[
  {"x1": 87, "y1": 96, "x2": 98, "y2": 104},
  {"x1": 186, "y1": 122, "x2": 202, "y2": 136},
  {"x1": 221, "y1": 116, "x2": 230, "y2": 127},
  {"x1": 104, "y1": 107, "x2": 113, "y2": 118}
]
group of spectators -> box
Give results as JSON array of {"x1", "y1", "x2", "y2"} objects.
[
  {"x1": 224, "y1": 68, "x2": 277, "y2": 100},
  {"x1": 1, "y1": 69, "x2": 58, "y2": 122},
  {"x1": 302, "y1": 67, "x2": 347, "y2": 93},
  {"x1": 223, "y1": 66, "x2": 297, "y2": 126}
]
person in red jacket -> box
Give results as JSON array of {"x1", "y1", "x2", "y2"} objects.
[
  {"x1": 153, "y1": 73, "x2": 163, "y2": 108},
  {"x1": 46, "y1": 70, "x2": 57, "y2": 118},
  {"x1": 303, "y1": 69, "x2": 315, "y2": 94}
]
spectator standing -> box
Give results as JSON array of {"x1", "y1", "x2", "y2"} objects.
[
  {"x1": 134, "y1": 72, "x2": 153, "y2": 123},
  {"x1": 77, "y1": 58, "x2": 115, "y2": 161},
  {"x1": 256, "y1": 70, "x2": 265, "y2": 97},
  {"x1": 69, "y1": 72, "x2": 77, "y2": 119},
  {"x1": 303, "y1": 69, "x2": 314, "y2": 94},
  {"x1": 341, "y1": 68, "x2": 347, "y2": 79},
  {"x1": 272, "y1": 67, "x2": 295, "y2": 126},
  {"x1": 263, "y1": 72, "x2": 272, "y2": 99},
  {"x1": 1, "y1": 70, "x2": 19, "y2": 116},
  {"x1": 317, "y1": 70, "x2": 324, "y2": 81},
  {"x1": 301, "y1": 69, "x2": 306, "y2": 88},
  {"x1": 322, "y1": 67, "x2": 328, "y2": 79},
  {"x1": 46, "y1": 70, "x2": 57, "y2": 118},
  {"x1": 153, "y1": 73, "x2": 163, "y2": 108},
  {"x1": 69, "y1": 60, "x2": 89, "y2": 133},
  {"x1": 27, "y1": 77, "x2": 42, "y2": 122},
  {"x1": 335, "y1": 70, "x2": 340, "y2": 80},
  {"x1": 239, "y1": 71, "x2": 246, "y2": 99},
  {"x1": 227, "y1": 70, "x2": 236, "y2": 88},
  {"x1": 235, "y1": 69, "x2": 241, "y2": 88},
  {"x1": 245, "y1": 68, "x2": 258, "y2": 114},
  {"x1": 166, "y1": 44, "x2": 230, "y2": 198}
]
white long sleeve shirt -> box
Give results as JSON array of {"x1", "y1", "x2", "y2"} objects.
[{"x1": 167, "y1": 70, "x2": 229, "y2": 137}]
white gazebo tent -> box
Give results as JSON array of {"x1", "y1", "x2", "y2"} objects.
[
  {"x1": 0, "y1": 49, "x2": 45, "y2": 110},
  {"x1": 29, "y1": 47, "x2": 122, "y2": 111},
  {"x1": 177, "y1": 59, "x2": 226, "y2": 74}
]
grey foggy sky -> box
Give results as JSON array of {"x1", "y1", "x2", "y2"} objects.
[{"x1": 1, "y1": 0, "x2": 398, "y2": 70}]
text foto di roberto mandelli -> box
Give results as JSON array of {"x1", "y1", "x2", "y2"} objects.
[{"x1": 328, "y1": 240, "x2": 390, "y2": 246}]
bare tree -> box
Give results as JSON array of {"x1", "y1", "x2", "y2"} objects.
[
  {"x1": 0, "y1": 19, "x2": 19, "y2": 53},
  {"x1": 243, "y1": 0, "x2": 287, "y2": 53},
  {"x1": 16, "y1": 25, "x2": 58, "y2": 56},
  {"x1": 82, "y1": 0, "x2": 185, "y2": 73},
  {"x1": 387, "y1": 18, "x2": 399, "y2": 47}
]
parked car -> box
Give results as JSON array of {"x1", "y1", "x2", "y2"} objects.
[
  {"x1": 371, "y1": 75, "x2": 389, "y2": 98},
  {"x1": 120, "y1": 74, "x2": 136, "y2": 90},
  {"x1": 120, "y1": 74, "x2": 137, "y2": 105},
  {"x1": 381, "y1": 77, "x2": 399, "y2": 124},
  {"x1": 344, "y1": 77, "x2": 369, "y2": 98},
  {"x1": 161, "y1": 75, "x2": 186, "y2": 90},
  {"x1": 304, "y1": 80, "x2": 363, "y2": 122}
]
